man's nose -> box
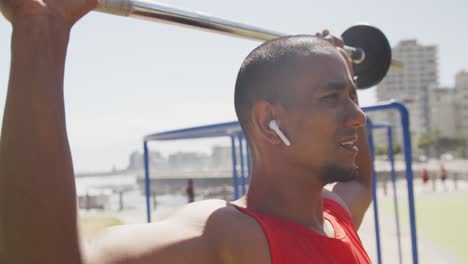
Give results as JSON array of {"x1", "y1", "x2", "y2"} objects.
[{"x1": 344, "y1": 100, "x2": 367, "y2": 128}]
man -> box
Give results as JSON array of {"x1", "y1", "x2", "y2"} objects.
[
  {"x1": 440, "y1": 164, "x2": 447, "y2": 191},
  {"x1": 186, "y1": 178, "x2": 195, "y2": 203},
  {"x1": 0, "y1": 0, "x2": 373, "y2": 263}
]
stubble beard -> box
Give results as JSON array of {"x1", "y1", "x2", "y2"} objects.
[{"x1": 320, "y1": 163, "x2": 358, "y2": 185}]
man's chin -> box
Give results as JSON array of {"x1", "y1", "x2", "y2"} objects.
[{"x1": 320, "y1": 163, "x2": 358, "y2": 184}]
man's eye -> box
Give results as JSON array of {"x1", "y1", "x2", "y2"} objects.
[{"x1": 322, "y1": 94, "x2": 339, "y2": 101}]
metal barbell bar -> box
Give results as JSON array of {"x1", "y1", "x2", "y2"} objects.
[{"x1": 96, "y1": 0, "x2": 395, "y2": 89}]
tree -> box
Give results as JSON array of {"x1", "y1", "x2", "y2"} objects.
[
  {"x1": 431, "y1": 129, "x2": 442, "y2": 155},
  {"x1": 393, "y1": 144, "x2": 402, "y2": 154},
  {"x1": 417, "y1": 130, "x2": 443, "y2": 157},
  {"x1": 418, "y1": 132, "x2": 433, "y2": 156},
  {"x1": 375, "y1": 144, "x2": 401, "y2": 156},
  {"x1": 375, "y1": 146, "x2": 387, "y2": 156}
]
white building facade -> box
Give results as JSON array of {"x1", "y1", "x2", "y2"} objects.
[
  {"x1": 428, "y1": 85, "x2": 457, "y2": 138},
  {"x1": 375, "y1": 40, "x2": 438, "y2": 151},
  {"x1": 455, "y1": 71, "x2": 468, "y2": 136}
]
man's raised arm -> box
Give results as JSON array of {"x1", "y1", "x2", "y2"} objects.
[
  {"x1": 0, "y1": 3, "x2": 226, "y2": 264},
  {"x1": 0, "y1": 1, "x2": 97, "y2": 262}
]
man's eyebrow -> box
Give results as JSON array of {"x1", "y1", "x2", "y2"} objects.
[
  {"x1": 320, "y1": 80, "x2": 345, "y2": 92},
  {"x1": 320, "y1": 79, "x2": 357, "y2": 92}
]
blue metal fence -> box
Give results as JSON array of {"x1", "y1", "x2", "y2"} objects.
[
  {"x1": 368, "y1": 121, "x2": 404, "y2": 264},
  {"x1": 362, "y1": 101, "x2": 418, "y2": 264},
  {"x1": 367, "y1": 118, "x2": 383, "y2": 264}
]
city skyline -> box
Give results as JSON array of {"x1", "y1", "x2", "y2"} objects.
[{"x1": 371, "y1": 38, "x2": 467, "y2": 155}]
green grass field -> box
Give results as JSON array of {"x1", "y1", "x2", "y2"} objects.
[{"x1": 383, "y1": 194, "x2": 468, "y2": 263}]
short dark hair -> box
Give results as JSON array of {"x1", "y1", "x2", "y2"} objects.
[{"x1": 234, "y1": 35, "x2": 334, "y2": 137}]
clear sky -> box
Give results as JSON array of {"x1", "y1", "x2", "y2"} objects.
[{"x1": 0, "y1": 0, "x2": 466, "y2": 172}]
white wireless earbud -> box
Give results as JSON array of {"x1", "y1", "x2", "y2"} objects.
[{"x1": 268, "y1": 120, "x2": 291, "y2": 146}]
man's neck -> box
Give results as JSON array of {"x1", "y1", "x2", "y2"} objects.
[{"x1": 239, "y1": 163, "x2": 327, "y2": 233}]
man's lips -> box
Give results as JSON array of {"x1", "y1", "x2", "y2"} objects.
[{"x1": 339, "y1": 135, "x2": 359, "y2": 153}]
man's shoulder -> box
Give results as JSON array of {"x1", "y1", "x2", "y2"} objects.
[
  {"x1": 176, "y1": 199, "x2": 270, "y2": 263},
  {"x1": 321, "y1": 189, "x2": 352, "y2": 217},
  {"x1": 164, "y1": 199, "x2": 250, "y2": 228},
  {"x1": 86, "y1": 199, "x2": 269, "y2": 264},
  {"x1": 143, "y1": 199, "x2": 248, "y2": 242},
  {"x1": 173, "y1": 199, "x2": 268, "y2": 242}
]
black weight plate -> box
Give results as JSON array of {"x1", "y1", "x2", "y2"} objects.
[{"x1": 341, "y1": 25, "x2": 391, "y2": 89}]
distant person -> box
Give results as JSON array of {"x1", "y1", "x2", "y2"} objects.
[
  {"x1": 421, "y1": 168, "x2": 429, "y2": 184},
  {"x1": 152, "y1": 191, "x2": 158, "y2": 209},
  {"x1": 86, "y1": 192, "x2": 91, "y2": 211},
  {"x1": 118, "y1": 190, "x2": 124, "y2": 211},
  {"x1": 186, "y1": 179, "x2": 195, "y2": 203},
  {"x1": 382, "y1": 174, "x2": 388, "y2": 196},
  {"x1": 0, "y1": 2, "x2": 374, "y2": 263},
  {"x1": 440, "y1": 164, "x2": 448, "y2": 191},
  {"x1": 421, "y1": 168, "x2": 430, "y2": 192}
]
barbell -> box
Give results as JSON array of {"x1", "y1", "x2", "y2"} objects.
[{"x1": 96, "y1": 0, "x2": 394, "y2": 89}]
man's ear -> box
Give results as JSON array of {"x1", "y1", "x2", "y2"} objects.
[{"x1": 251, "y1": 101, "x2": 283, "y2": 145}]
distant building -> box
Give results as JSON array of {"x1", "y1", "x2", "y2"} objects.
[
  {"x1": 376, "y1": 39, "x2": 438, "y2": 151},
  {"x1": 211, "y1": 145, "x2": 233, "y2": 168},
  {"x1": 455, "y1": 71, "x2": 468, "y2": 135},
  {"x1": 129, "y1": 145, "x2": 237, "y2": 179},
  {"x1": 168, "y1": 151, "x2": 210, "y2": 170},
  {"x1": 428, "y1": 85, "x2": 457, "y2": 138},
  {"x1": 127, "y1": 150, "x2": 169, "y2": 174},
  {"x1": 128, "y1": 151, "x2": 143, "y2": 170}
]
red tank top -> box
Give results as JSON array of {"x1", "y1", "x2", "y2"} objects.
[{"x1": 233, "y1": 199, "x2": 371, "y2": 264}]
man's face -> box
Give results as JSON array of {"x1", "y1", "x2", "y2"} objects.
[{"x1": 280, "y1": 50, "x2": 366, "y2": 184}]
